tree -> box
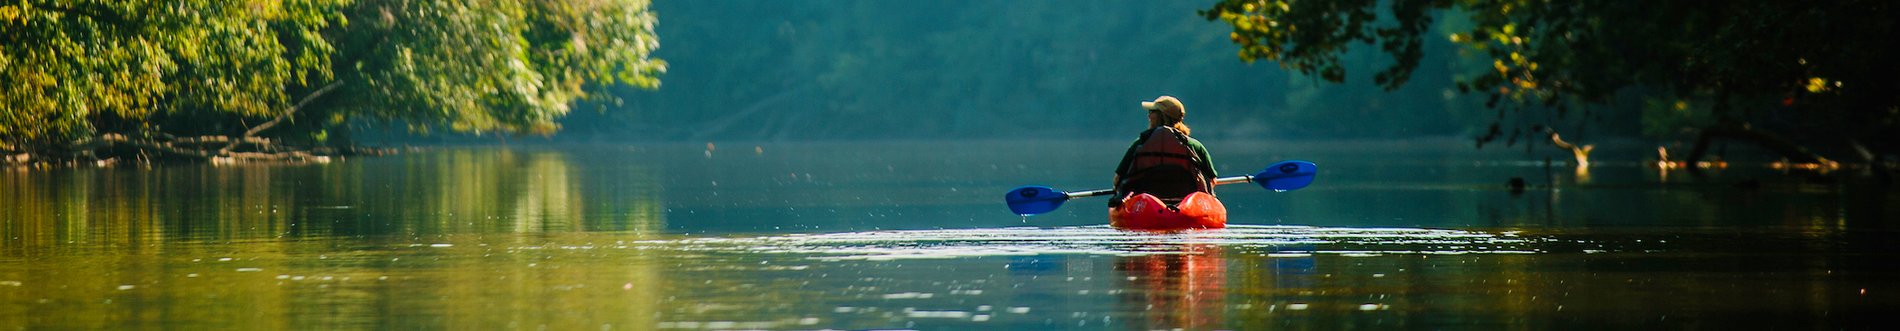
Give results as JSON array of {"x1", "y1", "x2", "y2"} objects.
[
  {"x1": 1203, "y1": 0, "x2": 1899, "y2": 165},
  {"x1": 328, "y1": 0, "x2": 665, "y2": 137},
  {"x1": 1, "y1": 0, "x2": 665, "y2": 164},
  {"x1": 3, "y1": 1, "x2": 339, "y2": 154}
]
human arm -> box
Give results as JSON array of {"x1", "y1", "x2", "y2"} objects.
[{"x1": 1109, "y1": 137, "x2": 1142, "y2": 207}]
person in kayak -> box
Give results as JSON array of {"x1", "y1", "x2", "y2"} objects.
[{"x1": 1111, "y1": 95, "x2": 1217, "y2": 208}]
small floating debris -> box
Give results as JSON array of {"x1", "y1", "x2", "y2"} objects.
[
  {"x1": 1006, "y1": 307, "x2": 1031, "y2": 314},
  {"x1": 236, "y1": 268, "x2": 263, "y2": 272},
  {"x1": 1286, "y1": 303, "x2": 1310, "y2": 311},
  {"x1": 117, "y1": 285, "x2": 135, "y2": 290}
]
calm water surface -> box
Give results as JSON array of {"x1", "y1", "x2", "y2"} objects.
[{"x1": 3, "y1": 141, "x2": 1897, "y2": 330}]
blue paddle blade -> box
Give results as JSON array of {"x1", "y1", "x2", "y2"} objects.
[
  {"x1": 1005, "y1": 186, "x2": 1070, "y2": 216},
  {"x1": 1253, "y1": 160, "x2": 1318, "y2": 192}
]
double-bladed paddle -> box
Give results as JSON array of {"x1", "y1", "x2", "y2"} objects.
[{"x1": 1005, "y1": 160, "x2": 1318, "y2": 216}]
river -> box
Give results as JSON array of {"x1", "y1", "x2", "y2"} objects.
[{"x1": 3, "y1": 141, "x2": 1896, "y2": 329}]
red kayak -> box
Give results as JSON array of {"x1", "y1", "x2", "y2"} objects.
[{"x1": 1109, "y1": 192, "x2": 1227, "y2": 230}]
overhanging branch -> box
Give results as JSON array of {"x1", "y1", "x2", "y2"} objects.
[{"x1": 221, "y1": 81, "x2": 345, "y2": 155}]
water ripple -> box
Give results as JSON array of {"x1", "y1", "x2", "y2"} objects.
[{"x1": 636, "y1": 225, "x2": 1541, "y2": 261}]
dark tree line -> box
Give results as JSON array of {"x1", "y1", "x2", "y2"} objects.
[{"x1": 1205, "y1": 0, "x2": 1898, "y2": 167}]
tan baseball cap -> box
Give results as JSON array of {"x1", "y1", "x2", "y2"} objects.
[{"x1": 1141, "y1": 96, "x2": 1185, "y2": 120}]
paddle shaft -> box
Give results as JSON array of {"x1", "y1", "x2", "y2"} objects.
[{"x1": 1063, "y1": 175, "x2": 1257, "y2": 199}]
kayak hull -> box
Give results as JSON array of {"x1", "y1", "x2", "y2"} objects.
[{"x1": 1109, "y1": 192, "x2": 1227, "y2": 230}]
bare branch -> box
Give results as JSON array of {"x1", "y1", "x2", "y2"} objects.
[{"x1": 222, "y1": 81, "x2": 345, "y2": 155}]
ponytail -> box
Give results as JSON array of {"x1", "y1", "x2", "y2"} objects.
[{"x1": 1171, "y1": 122, "x2": 1191, "y2": 136}]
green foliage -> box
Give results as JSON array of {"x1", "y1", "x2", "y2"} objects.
[
  {"x1": 1205, "y1": 0, "x2": 1900, "y2": 152},
  {"x1": 333, "y1": 0, "x2": 665, "y2": 136},
  {"x1": 1, "y1": 1, "x2": 346, "y2": 144},
  {"x1": 5, "y1": 1, "x2": 171, "y2": 146},
  {"x1": 166, "y1": 0, "x2": 343, "y2": 119},
  {"x1": 1, "y1": 0, "x2": 664, "y2": 153}
]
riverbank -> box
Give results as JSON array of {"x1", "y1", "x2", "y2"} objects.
[{"x1": 2, "y1": 133, "x2": 401, "y2": 168}]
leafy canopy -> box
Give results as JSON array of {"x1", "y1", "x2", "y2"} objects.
[
  {"x1": 2, "y1": 0, "x2": 340, "y2": 145},
  {"x1": 1203, "y1": 0, "x2": 1899, "y2": 151},
  {"x1": 335, "y1": 0, "x2": 665, "y2": 135},
  {"x1": 1, "y1": 0, "x2": 664, "y2": 151}
]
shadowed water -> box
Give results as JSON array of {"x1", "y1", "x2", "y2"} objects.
[{"x1": 3, "y1": 141, "x2": 1897, "y2": 329}]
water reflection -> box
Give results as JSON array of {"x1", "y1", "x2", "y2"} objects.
[
  {"x1": 0, "y1": 148, "x2": 668, "y2": 329},
  {"x1": 1, "y1": 149, "x2": 666, "y2": 254},
  {"x1": 1115, "y1": 244, "x2": 1225, "y2": 330},
  {"x1": 3, "y1": 143, "x2": 1896, "y2": 329}
]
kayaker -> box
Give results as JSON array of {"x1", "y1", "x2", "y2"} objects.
[{"x1": 1111, "y1": 96, "x2": 1217, "y2": 208}]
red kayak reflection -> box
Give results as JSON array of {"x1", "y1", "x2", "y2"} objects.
[{"x1": 1116, "y1": 244, "x2": 1226, "y2": 329}]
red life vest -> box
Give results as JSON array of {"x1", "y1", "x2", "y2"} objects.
[{"x1": 1117, "y1": 126, "x2": 1210, "y2": 202}]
